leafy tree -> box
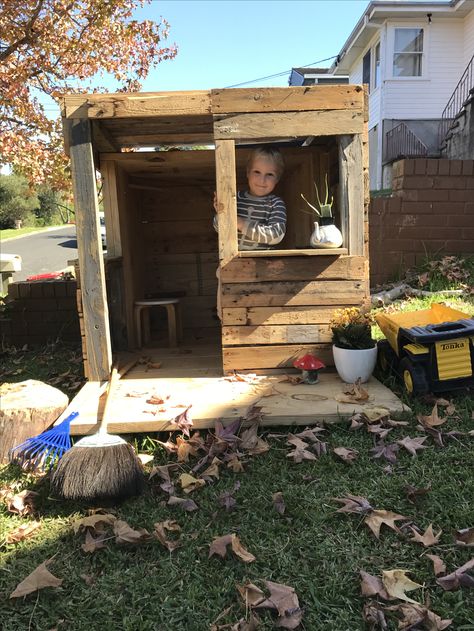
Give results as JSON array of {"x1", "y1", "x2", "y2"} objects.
[
  {"x1": 0, "y1": 174, "x2": 39, "y2": 228},
  {"x1": 0, "y1": 1, "x2": 177, "y2": 192}
]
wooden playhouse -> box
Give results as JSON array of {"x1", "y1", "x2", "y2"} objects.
[{"x1": 60, "y1": 86, "x2": 405, "y2": 432}]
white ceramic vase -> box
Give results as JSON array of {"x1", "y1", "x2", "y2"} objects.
[
  {"x1": 332, "y1": 345, "x2": 378, "y2": 383},
  {"x1": 310, "y1": 219, "x2": 343, "y2": 249}
]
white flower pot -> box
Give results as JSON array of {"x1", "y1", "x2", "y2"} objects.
[{"x1": 332, "y1": 345, "x2": 378, "y2": 383}]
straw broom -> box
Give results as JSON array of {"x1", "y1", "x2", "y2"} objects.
[{"x1": 51, "y1": 362, "x2": 144, "y2": 502}]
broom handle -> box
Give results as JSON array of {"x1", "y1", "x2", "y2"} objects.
[{"x1": 98, "y1": 359, "x2": 138, "y2": 434}]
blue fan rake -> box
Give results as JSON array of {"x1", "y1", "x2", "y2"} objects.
[{"x1": 9, "y1": 412, "x2": 79, "y2": 470}]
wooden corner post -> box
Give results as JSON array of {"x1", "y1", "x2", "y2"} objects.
[
  {"x1": 68, "y1": 119, "x2": 112, "y2": 380},
  {"x1": 214, "y1": 139, "x2": 238, "y2": 267}
]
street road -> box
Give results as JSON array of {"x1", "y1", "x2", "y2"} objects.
[{"x1": 2, "y1": 226, "x2": 78, "y2": 281}]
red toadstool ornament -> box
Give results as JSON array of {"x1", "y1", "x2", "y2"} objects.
[{"x1": 293, "y1": 354, "x2": 326, "y2": 384}]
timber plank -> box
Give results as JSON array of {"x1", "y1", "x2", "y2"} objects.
[
  {"x1": 214, "y1": 110, "x2": 364, "y2": 140},
  {"x1": 220, "y1": 255, "x2": 365, "y2": 283},
  {"x1": 223, "y1": 343, "x2": 334, "y2": 371},
  {"x1": 211, "y1": 86, "x2": 365, "y2": 113},
  {"x1": 214, "y1": 140, "x2": 238, "y2": 266},
  {"x1": 222, "y1": 306, "x2": 340, "y2": 326},
  {"x1": 221, "y1": 280, "x2": 367, "y2": 307},
  {"x1": 100, "y1": 161, "x2": 122, "y2": 257},
  {"x1": 62, "y1": 91, "x2": 212, "y2": 119},
  {"x1": 222, "y1": 324, "x2": 331, "y2": 345},
  {"x1": 339, "y1": 134, "x2": 365, "y2": 256}
]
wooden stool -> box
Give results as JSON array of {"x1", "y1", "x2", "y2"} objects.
[{"x1": 134, "y1": 299, "x2": 182, "y2": 348}]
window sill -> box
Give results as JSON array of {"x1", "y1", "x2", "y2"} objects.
[{"x1": 238, "y1": 248, "x2": 348, "y2": 258}]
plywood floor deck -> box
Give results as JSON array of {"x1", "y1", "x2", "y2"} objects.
[{"x1": 65, "y1": 342, "x2": 410, "y2": 435}]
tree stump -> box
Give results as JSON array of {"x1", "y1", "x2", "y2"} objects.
[{"x1": 0, "y1": 380, "x2": 68, "y2": 463}]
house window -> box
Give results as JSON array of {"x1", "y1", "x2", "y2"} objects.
[
  {"x1": 363, "y1": 50, "x2": 371, "y2": 92},
  {"x1": 393, "y1": 28, "x2": 423, "y2": 76},
  {"x1": 374, "y1": 42, "x2": 381, "y2": 88}
]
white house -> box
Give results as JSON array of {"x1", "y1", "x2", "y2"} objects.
[{"x1": 325, "y1": 0, "x2": 474, "y2": 190}]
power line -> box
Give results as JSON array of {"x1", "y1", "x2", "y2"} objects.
[{"x1": 225, "y1": 55, "x2": 338, "y2": 88}]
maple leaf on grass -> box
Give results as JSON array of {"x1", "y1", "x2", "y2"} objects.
[
  {"x1": 388, "y1": 602, "x2": 452, "y2": 630},
  {"x1": 81, "y1": 530, "x2": 108, "y2": 553},
  {"x1": 237, "y1": 582, "x2": 266, "y2": 607},
  {"x1": 226, "y1": 453, "x2": 245, "y2": 473},
  {"x1": 214, "y1": 418, "x2": 242, "y2": 447},
  {"x1": 255, "y1": 580, "x2": 303, "y2": 630},
  {"x1": 170, "y1": 405, "x2": 193, "y2": 437},
  {"x1": 360, "y1": 571, "x2": 391, "y2": 599},
  {"x1": 3, "y1": 489, "x2": 38, "y2": 516},
  {"x1": 426, "y1": 554, "x2": 446, "y2": 577},
  {"x1": 362, "y1": 600, "x2": 388, "y2": 629},
  {"x1": 370, "y1": 439, "x2": 399, "y2": 464},
  {"x1": 382, "y1": 569, "x2": 422, "y2": 604},
  {"x1": 154, "y1": 520, "x2": 181, "y2": 551},
  {"x1": 409, "y1": 524, "x2": 442, "y2": 547},
  {"x1": 333, "y1": 446, "x2": 359, "y2": 464},
  {"x1": 436, "y1": 558, "x2": 474, "y2": 590},
  {"x1": 397, "y1": 435, "x2": 428, "y2": 457},
  {"x1": 455, "y1": 527, "x2": 474, "y2": 547},
  {"x1": 209, "y1": 533, "x2": 255, "y2": 563},
  {"x1": 366, "y1": 424, "x2": 392, "y2": 439},
  {"x1": 72, "y1": 514, "x2": 116, "y2": 534},
  {"x1": 364, "y1": 510, "x2": 406, "y2": 539},
  {"x1": 333, "y1": 495, "x2": 373, "y2": 515},
  {"x1": 417, "y1": 404, "x2": 447, "y2": 428},
  {"x1": 6, "y1": 521, "x2": 41, "y2": 544},
  {"x1": 179, "y1": 472, "x2": 206, "y2": 494},
  {"x1": 272, "y1": 491, "x2": 286, "y2": 515},
  {"x1": 286, "y1": 446, "x2": 316, "y2": 463},
  {"x1": 10, "y1": 558, "x2": 63, "y2": 598},
  {"x1": 404, "y1": 483, "x2": 431, "y2": 505},
  {"x1": 201, "y1": 457, "x2": 222, "y2": 480},
  {"x1": 167, "y1": 496, "x2": 198, "y2": 512},
  {"x1": 113, "y1": 519, "x2": 154, "y2": 545},
  {"x1": 219, "y1": 482, "x2": 240, "y2": 511}
]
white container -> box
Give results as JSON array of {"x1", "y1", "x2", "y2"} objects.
[{"x1": 332, "y1": 344, "x2": 378, "y2": 383}]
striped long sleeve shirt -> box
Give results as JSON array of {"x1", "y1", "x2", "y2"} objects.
[{"x1": 214, "y1": 191, "x2": 287, "y2": 251}]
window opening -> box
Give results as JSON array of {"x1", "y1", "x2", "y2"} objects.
[{"x1": 393, "y1": 28, "x2": 423, "y2": 77}]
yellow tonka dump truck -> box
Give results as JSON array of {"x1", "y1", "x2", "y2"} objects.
[{"x1": 375, "y1": 303, "x2": 474, "y2": 395}]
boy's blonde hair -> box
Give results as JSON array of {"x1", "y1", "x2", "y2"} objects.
[{"x1": 247, "y1": 146, "x2": 285, "y2": 180}]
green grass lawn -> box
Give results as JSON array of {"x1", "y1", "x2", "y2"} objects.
[
  {"x1": 0, "y1": 224, "x2": 65, "y2": 241},
  {"x1": 1, "y1": 288, "x2": 473, "y2": 630}
]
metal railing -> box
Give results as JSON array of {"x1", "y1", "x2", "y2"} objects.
[
  {"x1": 385, "y1": 122, "x2": 428, "y2": 163},
  {"x1": 439, "y1": 54, "x2": 474, "y2": 147}
]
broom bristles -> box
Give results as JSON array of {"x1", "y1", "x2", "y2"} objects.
[{"x1": 51, "y1": 441, "x2": 144, "y2": 501}]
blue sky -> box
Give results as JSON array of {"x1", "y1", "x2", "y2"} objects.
[
  {"x1": 136, "y1": 0, "x2": 370, "y2": 91},
  {"x1": 40, "y1": 0, "x2": 370, "y2": 114}
]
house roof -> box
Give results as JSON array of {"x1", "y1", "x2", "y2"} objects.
[{"x1": 332, "y1": 0, "x2": 474, "y2": 73}]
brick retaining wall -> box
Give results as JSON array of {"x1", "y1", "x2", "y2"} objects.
[
  {"x1": 1, "y1": 280, "x2": 81, "y2": 347},
  {"x1": 369, "y1": 158, "x2": 474, "y2": 287}
]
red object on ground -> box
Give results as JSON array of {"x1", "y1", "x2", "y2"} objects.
[
  {"x1": 26, "y1": 271, "x2": 64, "y2": 281},
  {"x1": 293, "y1": 354, "x2": 326, "y2": 371}
]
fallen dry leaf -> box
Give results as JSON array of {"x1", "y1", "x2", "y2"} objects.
[
  {"x1": 256, "y1": 580, "x2": 302, "y2": 629},
  {"x1": 389, "y1": 602, "x2": 452, "y2": 630},
  {"x1": 179, "y1": 472, "x2": 206, "y2": 494},
  {"x1": 226, "y1": 454, "x2": 245, "y2": 473},
  {"x1": 362, "y1": 600, "x2": 388, "y2": 629},
  {"x1": 364, "y1": 510, "x2": 406, "y2": 539},
  {"x1": 360, "y1": 570, "x2": 391, "y2": 599},
  {"x1": 397, "y1": 436, "x2": 429, "y2": 457},
  {"x1": 218, "y1": 483, "x2": 240, "y2": 512},
  {"x1": 3, "y1": 489, "x2": 38, "y2": 516},
  {"x1": 436, "y1": 558, "x2": 474, "y2": 591},
  {"x1": 286, "y1": 445, "x2": 316, "y2": 463},
  {"x1": 81, "y1": 530, "x2": 108, "y2": 553},
  {"x1": 418, "y1": 404, "x2": 446, "y2": 428},
  {"x1": 137, "y1": 453, "x2": 154, "y2": 465},
  {"x1": 426, "y1": 554, "x2": 446, "y2": 577},
  {"x1": 272, "y1": 491, "x2": 286, "y2": 515},
  {"x1": 167, "y1": 495, "x2": 198, "y2": 512},
  {"x1": 335, "y1": 379, "x2": 370, "y2": 404},
  {"x1": 333, "y1": 446, "x2": 359, "y2": 464},
  {"x1": 176, "y1": 436, "x2": 200, "y2": 462},
  {"x1": 370, "y1": 440, "x2": 399, "y2": 464},
  {"x1": 154, "y1": 520, "x2": 181, "y2": 551},
  {"x1": 409, "y1": 524, "x2": 442, "y2": 547},
  {"x1": 6, "y1": 521, "x2": 41, "y2": 544},
  {"x1": 113, "y1": 519, "x2": 154, "y2": 545},
  {"x1": 405, "y1": 483, "x2": 431, "y2": 505},
  {"x1": 72, "y1": 514, "x2": 116, "y2": 534},
  {"x1": 382, "y1": 569, "x2": 422, "y2": 604},
  {"x1": 366, "y1": 424, "x2": 392, "y2": 439},
  {"x1": 209, "y1": 533, "x2": 255, "y2": 563},
  {"x1": 201, "y1": 458, "x2": 222, "y2": 480},
  {"x1": 10, "y1": 558, "x2": 63, "y2": 598},
  {"x1": 363, "y1": 407, "x2": 391, "y2": 423},
  {"x1": 215, "y1": 418, "x2": 242, "y2": 447},
  {"x1": 333, "y1": 495, "x2": 373, "y2": 515},
  {"x1": 455, "y1": 527, "x2": 474, "y2": 547},
  {"x1": 171, "y1": 405, "x2": 193, "y2": 437},
  {"x1": 237, "y1": 582, "x2": 266, "y2": 607}
]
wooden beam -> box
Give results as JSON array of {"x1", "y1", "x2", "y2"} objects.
[
  {"x1": 61, "y1": 91, "x2": 212, "y2": 119},
  {"x1": 222, "y1": 324, "x2": 331, "y2": 345},
  {"x1": 214, "y1": 139, "x2": 238, "y2": 266},
  {"x1": 100, "y1": 161, "x2": 122, "y2": 257},
  {"x1": 211, "y1": 86, "x2": 365, "y2": 113},
  {"x1": 339, "y1": 135, "x2": 365, "y2": 256},
  {"x1": 221, "y1": 280, "x2": 367, "y2": 307},
  {"x1": 214, "y1": 110, "x2": 364, "y2": 140},
  {"x1": 220, "y1": 255, "x2": 365, "y2": 283},
  {"x1": 223, "y1": 343, "x2": 334, "y2": 371},
  {"x1": 92, "y1": 121, "x2": 120, "y2": 152},
  {"x1": 69, "y1": 119, "x2": 112, "y2": 381},
  {"x1": 222, "y1": 306, "x2": 342, "y2": 326}
]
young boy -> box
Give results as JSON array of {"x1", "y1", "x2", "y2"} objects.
[{"x1": 214, "y1": 146, "x2": 286, "y2": 250}]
